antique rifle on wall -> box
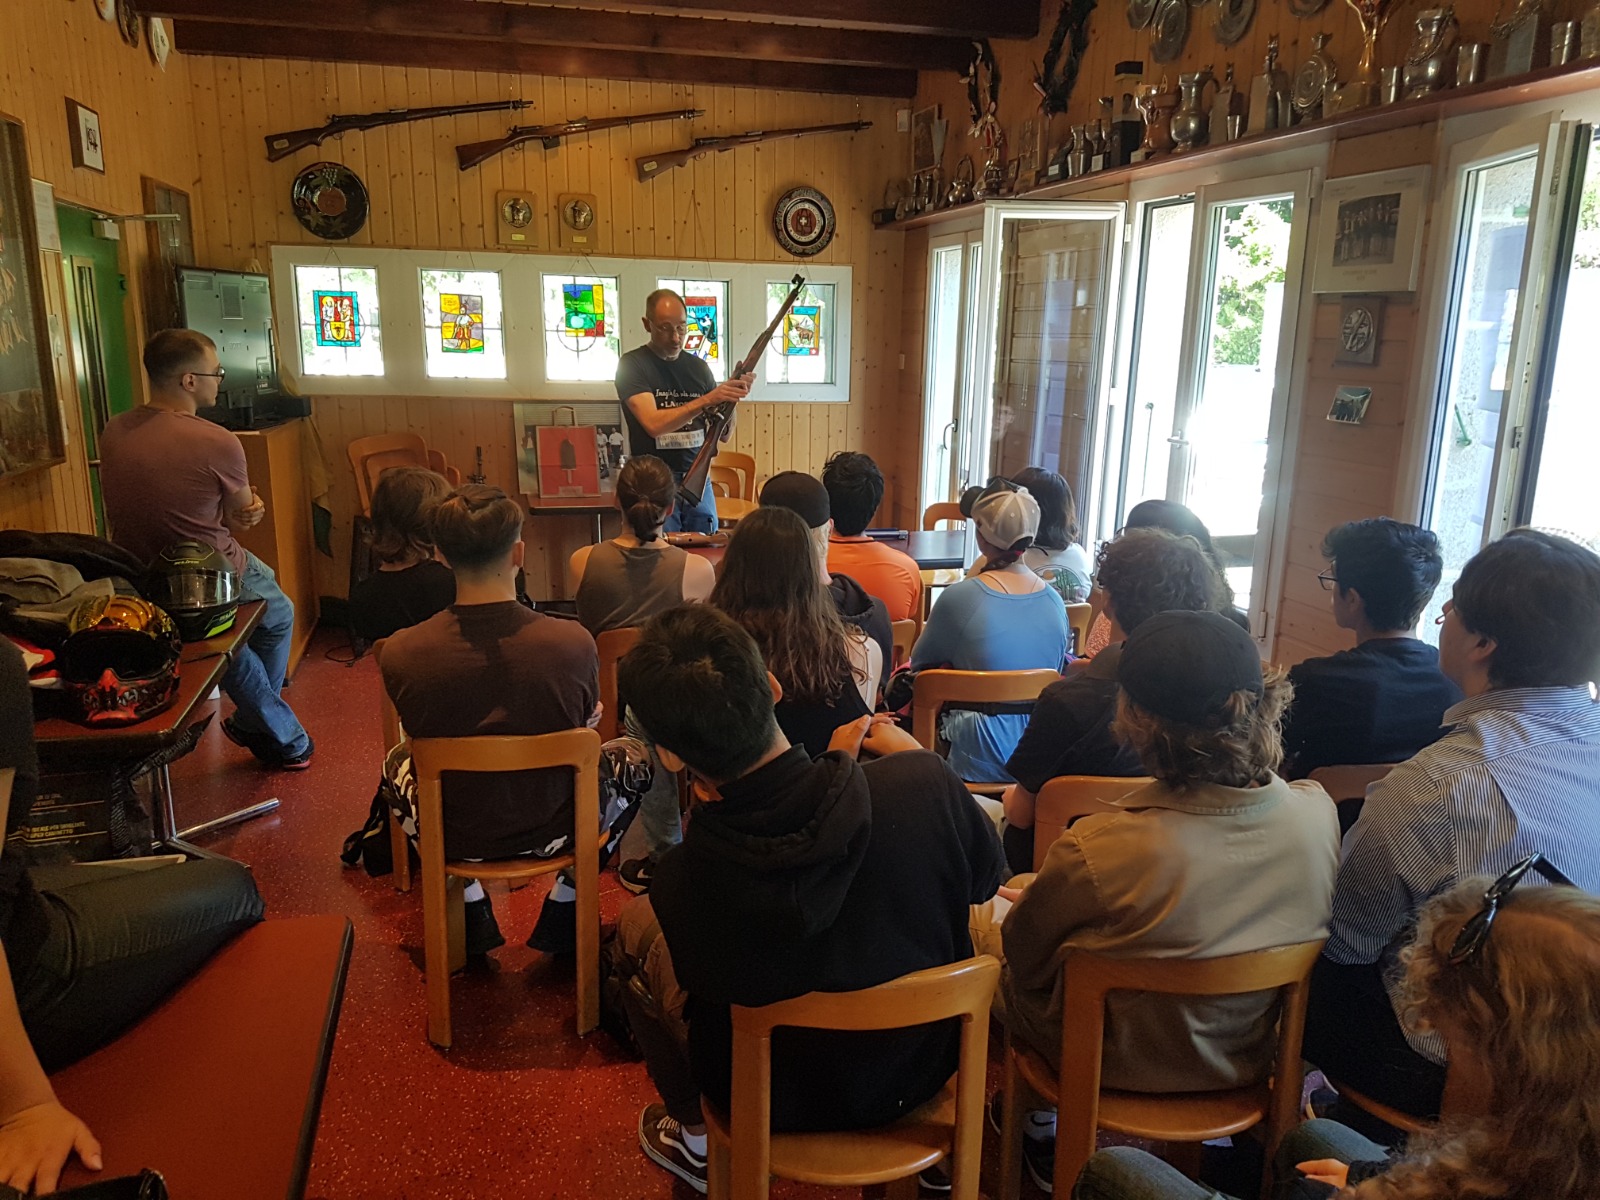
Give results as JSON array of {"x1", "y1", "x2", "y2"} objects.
[
  {"x1": 265, "y1": 99, "x2": 532, "y2": 163},
  {"x1": 457, "y1": 108, "x2": 704, "y2": 171},
  {"x1": 637, "y1": 120, "x2": 872, "y2": 182},
  {"x1": 677, "y1": 274, "x2": 806, "y2": 510}
]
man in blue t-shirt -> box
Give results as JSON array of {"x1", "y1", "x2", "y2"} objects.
[{"x1": 614, "y1": 290, "x2": 752, "y2": 533}]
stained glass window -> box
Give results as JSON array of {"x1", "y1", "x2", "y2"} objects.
[
  {"x1": 766, "y1": 281, "x2": 834, "y2": 385},
  {"x1": 542, "y1": 273, "x2": 620, "y2": 382},
  {"x1": 294, "y1": 265, "x2": 383, "y2": 376},
  {"x1": 656, "y1": 278, "x2": 729, "y2": 382},
  {"x1": 421, "y1": 268, "x2": 505, "y2": 380}
]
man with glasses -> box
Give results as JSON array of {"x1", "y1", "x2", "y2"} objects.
[
  {"x1": 1305, "y1": 527, "x2": 1600, "y2": 1119},
  {"x1": 615, "y1": 290, "x2": 752, "y2": 534},
  {"x1": 100, "y1": 328, "x2": 312, "y2": 769}
]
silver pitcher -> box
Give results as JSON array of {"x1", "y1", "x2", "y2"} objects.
[
  {"x1": 1403, "y1": 7, "x2": 1459, "y2": 96},
  {"x1": 1171, "y1": 68, "x2": 1217, "y2": 153}
]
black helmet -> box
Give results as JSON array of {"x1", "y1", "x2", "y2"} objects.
[
  {"x1": 146, "y1": 541, "x2": 240, "y2": 642},
  {"x1": 58, "y1": 595, "x2": 182, "y2": 726}
]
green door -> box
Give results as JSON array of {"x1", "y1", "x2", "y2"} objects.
[{"x1": 57, "y1": 204, "x2": 136, "y2": 536}]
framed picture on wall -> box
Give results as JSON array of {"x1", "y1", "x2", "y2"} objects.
[
  {"x1": 911, "y1": 105, "x2": 940, "y2": 173},
  {"x1": 0, "y1": 115, "x2": 68, "y2": 481},
  {"x1": 1312, "y1": 166, "x2": 1431, "y2": 293},
  {"x1": 514, "y1": 400, "x2": 625, "y2": 511},
  {"x1": 65, "y1": 99, "x2": 104, "y2": 173}
]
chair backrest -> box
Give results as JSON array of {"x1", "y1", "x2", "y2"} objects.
[
  {"x1": 923, "y1": 501, "x2": 965, "y2": 531},
  {"x1": 0, "y1": 767, "x2": 13, "y2": 842},
  {"x1": 725, "y1": 956, "x2": 1000, "y2": 1198},
  {"x1": 1055, "y1": 940, "x2": 1325, "y2": 1181},
  {"x1": 348, "y1": 432, "x2": 429, "y2": 517},
  {"x1": 595, "y1": 627, "x2": 642, "y2": 743},
  {"x1": 911, "y1": 669, "x2": 1059, "y2": 757},
  {"x1": 1307, "y1": 763, "x2": 1393, "y2": 803},
  {"x1": 890, "y1": 618, "x2": 917, "y2": 671},
  {"x1": 1031, "y1": 775, "x2": 1154, "y2": 871},
  {"x1": 425, "y1": 448, "x2": 461, "y2": 488},
  {"x1": 372, "y1": 637, "x2": 404, "y2": 753},
  {"x1": 708, "y1": 465, "x2": 741, "y2": 499},
  {"x1": 1064, "y1": 603, "x2": 1092, "y2": 656},
  {"x1": 713, "y1": 451, "x2": 757, "y2": 500},
  {"x1": 715, "y1": 496, "x2": 756, "y2": 527}
]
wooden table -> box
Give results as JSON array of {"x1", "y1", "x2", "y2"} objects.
[
  {"x1": 677, "y1": 529, "x2": 969, "y2": 572},
  {"x1": 34, "y1": 601, "x2": 278, "y2": 854}
]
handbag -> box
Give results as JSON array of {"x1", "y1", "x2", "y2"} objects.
[{"x1": 0, "y1": 1170, "x2": 168, "y2": 1200}]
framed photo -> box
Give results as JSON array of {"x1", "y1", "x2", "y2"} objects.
[
  {"x1": 1313, "y1": 167, "x2": 1430, "y2": 293},
  {"x1": 0, "y1": 115, "x2": 68, "y2": 480},
  {"x1": 911, "y1": 105, "x2": 940, "y2": 174},
  {"x1": 515, "y1": 401, "x2": 625, "y2": 510},
  {"x1": 1328, "y1": 385, "x2": 1373, "y2": 425},
  {"x1": 65, "y1": 99, "x2": 104, "y2": 173}
]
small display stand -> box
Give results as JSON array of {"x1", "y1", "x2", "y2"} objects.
[{"x1": 516, "y1": 401, "x2": 627, "y2": 541}]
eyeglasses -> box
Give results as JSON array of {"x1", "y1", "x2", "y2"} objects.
[
  {"x1": 1447, "y1": 852, "x2": 1576, "y2": 966},
  {"x1": 189, "y1": 368, "x2": 226, "y2": 381},
  {"x1": 1317, "y1": 569, "x2": 1338, "y2": 591},
  {"x1": 651, "y1": 323, "x2": 689, "y2": 336}
]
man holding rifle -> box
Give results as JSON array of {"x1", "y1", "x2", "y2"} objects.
[{"x1": 615, "y1": 290, "x2": 752, "y2": 534}]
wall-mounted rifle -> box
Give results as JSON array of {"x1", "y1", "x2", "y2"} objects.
[
  {"x1": 457, "y1": 108, "x2": 704, "y2": 171},
  {"x1": 637, "y1": 120, "x2": 872, "y2": 183},
  {"x1": 265, "y1": 99, "x2": 532, "y2": 163},
  {"x1": 677, "y1": 273, "x2": 807, "y2": 510}
]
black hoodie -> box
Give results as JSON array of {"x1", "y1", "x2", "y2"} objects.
[
  {"x1": 652, "y1": 745, "x2": 1004, "y2": 1131},
  {"x1": 829, "y1": 572, "x2": 893, "y2": 674}
]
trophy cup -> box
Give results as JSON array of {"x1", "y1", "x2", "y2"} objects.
[
  {"x1": 1333, "y1": 0, "x2": 1403, "y2": 111},
  {"x1": 1133, "y1": 81, "x2": 1178, "y2": 160}
]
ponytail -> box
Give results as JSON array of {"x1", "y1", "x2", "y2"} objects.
[
  {"x1": 979, "y1": 537, "x2": 1033, "y2": 572},
  {"x1": 616, "y1": 455, "x2": 676, "y2": 543}
]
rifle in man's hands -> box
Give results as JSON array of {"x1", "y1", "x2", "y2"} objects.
[
  {"x1": 458, "y1": 108, "x2": 703, "y2": 170},
  {"x1": 637, "y1": 121, "x2": 872, "y2": 182},
  {"x1": 265, "y1": 99, "x2": 532, "y2": 163},
  {"x1": 677, "y1": 274, "x2": 807, "y2": 510}
]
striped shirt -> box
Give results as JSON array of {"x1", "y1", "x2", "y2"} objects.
[{"x1": 1325, "y1": 685, "x2": 1600, "y2": 1061}]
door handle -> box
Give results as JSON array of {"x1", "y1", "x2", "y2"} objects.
[{"x1": 1166, "y1": 436, "x2": 1189, "y2": 446}]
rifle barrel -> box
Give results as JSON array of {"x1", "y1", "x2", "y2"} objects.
[
  {"x1": 265, "y1": 98, "x2": 531, "y2": 162},
  {"x1": 644, "y1": 120, "x2": 871, "y2": 180},
  {"x1": 460, "y1": 108, "x2": 702, "y2": 171}
]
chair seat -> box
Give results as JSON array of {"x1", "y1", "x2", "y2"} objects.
[
  {"x1": 965, "y1": 781, "x2": 1008, "y2": 798},
  {"x1": 920, "y1": 568, "x2": 964, "y2": 588},
  {"x1": 1323, "y1": 1077, "x2": 1428, "y2": 1135},
  {"x1": 444, "y1": 853, "x2": 573, "y2": 883},
  {"x1": 705, "y1": 1079, "x2": 956, "y2": 1187},
  {"x1": 1014, "y1": 1044, "x2": 1270, "y2": 1140}
]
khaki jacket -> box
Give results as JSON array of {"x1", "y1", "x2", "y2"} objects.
[{"x1": 1001, "y1": 774, "x2": 1339, "y2": 1092}]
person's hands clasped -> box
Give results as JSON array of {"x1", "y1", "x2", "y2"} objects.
[
  {"x1": 1297, "y1": 1159, "x2": 1351, "y2": 1189},
  {"x1": 0, "y1": 1099, "x2": 102, "y2": 1195},
  {"x1": 229, "y1": 486, "x2": 266, "y2": 530},
  {"x1": 860, "y1": 716, "x2": 922, "y2": 759},
  {"x1": 826, "y1": 715, "x2": 873, "y2": 760}
]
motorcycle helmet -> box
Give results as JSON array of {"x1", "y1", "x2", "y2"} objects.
[
  {"x1": 58, "y1": 595, "x2": 182, "y2": 726},
  {"x1": 146, "y1": 541, "x2": 240, "y2": 642}
]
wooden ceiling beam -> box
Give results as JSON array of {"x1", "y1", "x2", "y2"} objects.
[
  {"x1": 146, "y1": 0, "x2": 974, "y2": 71},
  {"x1": 171, "y1": 21, "x2": 919, "y2": 97}
]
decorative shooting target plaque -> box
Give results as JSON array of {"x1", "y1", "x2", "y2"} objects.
[
  {"x1": 290, "y1": 162, "x2": 369, "y2": 241},
  {"x1": 772, "y1": 187, "x2": 836, "y2": 258}
]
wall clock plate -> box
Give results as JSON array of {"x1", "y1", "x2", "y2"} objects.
[
  {"x1": 495, "y1": 189, "x2": 536, "y2": 247},
  {"x1": 1213, "y1": 0, "x2": 1256, "y2": 47},
  {"x1": 148, "y1": 17, "x2": 171, "y2": 69},
  {"x1": 117, "y1": 0, "x2": 141, "y2": 48},
  {"x1": 1333, "y1": 295, "x2": 1384, "y2": 365},
  {"x1": 1128, "y1": 0, "x2": 1160, "y2": 30},
  {"x1": 556, "y1": 191, "x2": 599, "y2": 250},
  {"x1": 1290, "y1": 0, "x2": 1330, "y2": 15},
  {"x1": 1151, "y1": 0, "x2": 1190, "y2": 63},
  {"x1": 95, "y1": 0, "x2": 116, "y2": 21},
  {"x1": 773, "y1": 186, "x2": 836, "y2": 257},
  {"x1": 291, "y1": 162, "x2": 370, "y2": 241}
]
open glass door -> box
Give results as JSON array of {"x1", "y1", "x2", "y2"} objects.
[
  {"x1": 968, "y1": 202, "x2": 1127, "y2": 538},
  {"x1": 919, "y1": 230, "x2": 983, "y2": 513}
]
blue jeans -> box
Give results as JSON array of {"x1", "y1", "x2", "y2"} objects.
[
  {"x1": 1071, "y1": 1121, "x2": 1389, "y2": 1200},
  {"x1": 663, "y1": 478, "x2": 717, "y2": 535},
  {"x1": 224, "y1": 551, "x2": 311, "y2": 758}
]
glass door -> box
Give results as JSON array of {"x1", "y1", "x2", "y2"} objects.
[
  {"x1": 919, "y1": 231, "x2": 983, "y2": 512},
  {"x1": 968, "y1": 202, "x2": 1127, "y2": 532}
]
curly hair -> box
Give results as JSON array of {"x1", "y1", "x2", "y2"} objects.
[
  {"x1": 1110, "y1": 666, "x2": 1291, "y2": 789},
  {"x1": 1347, "y1": 882, "x2": 1600, "y2": 1200},
  {"x1": 1094, "y1": 527, "x2": 1227, "y2": 635},
  {"x1": 370, "y1": 466, "x2": 451, "y2": 565}
]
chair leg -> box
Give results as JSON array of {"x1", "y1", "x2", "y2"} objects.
[
  {"x1": 705, "y1": 1123, "x2": 731, "y2": 1200},
  {"x1": 575, "y1": 852, "x2": 600, "y2": 1036},
  {"x1": 389, "y1": 812, "x2": 411, "y2": 893},
  {"x1": 1165, "y1": 1140, "x2": 1204, "y2": 1180},
  {"x1": 885, "y1": 1172, "x2": 920, "y2": 1200},
  {"x1": 998, "y1": 1045, "x2": 1026, "y2": 1200},
  {"x1": 446, "y1": 877, "x2": 466, "y2": 975},
  {"x1": 423, "y1": 871, "x2": 462, "y2": 1049}
]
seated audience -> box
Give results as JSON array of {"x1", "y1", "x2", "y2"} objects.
[
  {"x1": 978, "y1": 610, "x2": 1338, "y2": 1191},
  {"x1": 378, "y1": 485, "x2": 599, "y2": 956},
  {"x1": 711, "y1": 506, "x2": 880, "y2": 758},
  {"x1": 999, "y1": 528, "x2": 1226, "y2": 874},
  {"x1": 349, "y1": 466, "x2": 455, "y2": 643},
  {"x1": 1306, "y1": 528, "x2": 1600, "y2": 1118},
  {"x1": 758, "y1": 470, "x2": 893, "y2": 672},
  {"x1": 0, "y1": 640, "x2": 263, "y2": 1194},
  {"x1": 1122, "y1": 499, "x2": 1249, "y2": 629},
  {"x1": 1282, "y1": 518, "x2": 1460, "y2": 778},
  {"x1": 612, "y1": 605, "x2": 1003, "y2": 1190},
  {"x1": 821, "y1": 451, "x2": 923, "y2": 622},
  {"x1": 910, "y1": 479, "x2": 1069, "y2": 782},
  {"x1": 1071, "y1": 871, "x2": 1600, "y2": 1200},
  {"x1": 970, "y1": 468, "x2": 1092, "y2": 604},
  {"x1": 569, "y1": 454, "x2": 715, "y2": 635}
]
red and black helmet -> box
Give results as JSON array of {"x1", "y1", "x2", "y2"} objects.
[{"x1": 58, "y1": 596, "x2": 182, "y2": 726}]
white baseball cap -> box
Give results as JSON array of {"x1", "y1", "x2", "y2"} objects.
[{"x1": 961, "y1": 478, "x2": 1039, "y2": 553}]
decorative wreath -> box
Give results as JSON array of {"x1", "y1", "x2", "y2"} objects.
[{"x1": 1034, "y1": 0, "x2": 1099, "y2": 117}]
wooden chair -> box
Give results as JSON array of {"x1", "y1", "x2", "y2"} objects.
[
  {"x1": 704, "y1": 956, "x2": 1000, "y2": 1200},
  {"x1": 372, "y1": 638, "x2": 413, "y2": 894},
  {"x1": 348, "y1": 432, "x2": 429, "y2": 517},
  {"x1": 1031, "y1": 775, "x2": 1154, "y2": 872},
  {"x1": 922, "y1": 502, "x2": 965, "y2": 531},
  {"x1": 709, "y1": 465, "x2": 742, "y2": 499},
  {"x1": 890, "y1": 619, "x2": 917, "y2": 671},
  {"x1": 409, "y1": 728, "x2": 603, "y2": 1047},
  {"x1": 426, "y1": 448, "x2": 462, "y2": 488},
  {"x1": 1065, "y1": 603, "x2": 1093, "y2": 657},
  {"x1": 716, "y1": 496, "x2": 757, "y2": 527},
  {"x1": 920, "y1": 503, "x2": 968, "y2": 619},
  {"x1": 596, "y1": 627, "x2": 641, "y2": 743},
  {"x1": 911, "y1": 669, "x2": 1059, "y2": 798},
  {"x1": 1324, "y1": 1057, "x2": 1485, "y2": 1136},
  {"x1": 713, "y1": 451, "x2": 758, "y2": 500},
  {"x1": 1307, "y1": 763, "x2": 1393, "y2": 836},
  {"x1": 999, "y1": 940, "x2": 1325, "y2": 1200}
]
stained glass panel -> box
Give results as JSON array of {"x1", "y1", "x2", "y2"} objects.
[
  {"x1": 784, "y1": 305, "x2": 820, "y2": 356},
  {"x1": 542, "y1": 274, "x2": 621, "y2": 382},
  {"x1": 562, "y1": 283, "x2": 606, "y2": 338},
  {"x1": 421, "y1": 268, "x2": 505, "y2": 380},
  {"x1": 656, "y1": 278, "x2": 729, "y2": 382},
  {"x1": 314, "y1": 290, "x2": 359, "y2": 346},
  {"x1": 440, "y1": 293, "x2": 484, "y2": 353},
  {"x1": 294, "y1": 265, "x2": 382, "y2": 376},
  {"x1": 766, "y1": 281, "x2": 834, "y2": 385}
]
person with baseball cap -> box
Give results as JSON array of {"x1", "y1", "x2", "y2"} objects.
[
  {"x1": 907, "y1": 478, "x2": 1070, "y2": 782},
  {"x1": 978, "y1": 610, "x2": 1339, "y2": 1191}
]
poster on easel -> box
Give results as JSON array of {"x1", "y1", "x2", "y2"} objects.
[
  {"x1": 536, "y1": 426, "x2": 601, "y2": 498},
  {"x1": 515, "y1": 401, "x2": 625, "y2": 509}
]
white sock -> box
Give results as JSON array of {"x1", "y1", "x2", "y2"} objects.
[
  {"x1": 550, "y1": 878, "x2": 576, "y2": 904},
  {"x1": 1024, "y1": 1109, "x2": 1056, "y2": 1141},
  {"x1": 463, "y1": 880, "x2": 486, "y2": 903},
  {"x1": 681, "y1": 1129, "x2": 707, "y2": 1156}
]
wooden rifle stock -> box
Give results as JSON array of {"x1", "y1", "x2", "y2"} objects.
[
  {"x1": 677, "y1": 274, "x2": 807, "y2": 510},
  {"x1": 458, "y1": 107, "x2": 703, "y2": 171},
  {"x1": 264, "y1": 99, "x2": 531, "y2": 163},
  {"x1": 637, "y1": 119, "x2": 872, "y2": 182}
]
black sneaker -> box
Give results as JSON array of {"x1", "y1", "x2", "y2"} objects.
[
  {"x1": 988, "y1": 1094, "x2": 1055, "y2": 1194},
  {"x1": 618, "y1": 856, "x2": 655, "y2": 895},
  {"x1": 638, "y1": 1103, "x2": 707, "y2": 1193},
  {"x1": 918, "y1": 1162, "x2": 951, "y2": 1192},
  {"x1": 220, "y1": 715, "x2": 276, "y2": 764},
  {"x1": 464, "y1": 896, "x2": 505, "y2": 957},
  {"x1": 525, "y1": 894, "x2": 576, "y2": 955},
  {"x1": 276, "y1": 736, "x2": 314, "y2": 771}
]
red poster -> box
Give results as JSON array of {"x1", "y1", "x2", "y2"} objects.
[{"x1": 536, "y1": 426, "x2": 601, "y2": 498}]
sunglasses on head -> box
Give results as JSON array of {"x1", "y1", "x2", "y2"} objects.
[{"x1": 1447, "y1": 852, "x2": 1576, "y2": 967}]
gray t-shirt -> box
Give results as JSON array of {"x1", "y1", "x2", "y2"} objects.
[
  {"x1": 575, "y1": 541, "x2": 689, "y2": 636},
  {"x1": 615, "y1": 346, "x2": 717, "y2": 478}
]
